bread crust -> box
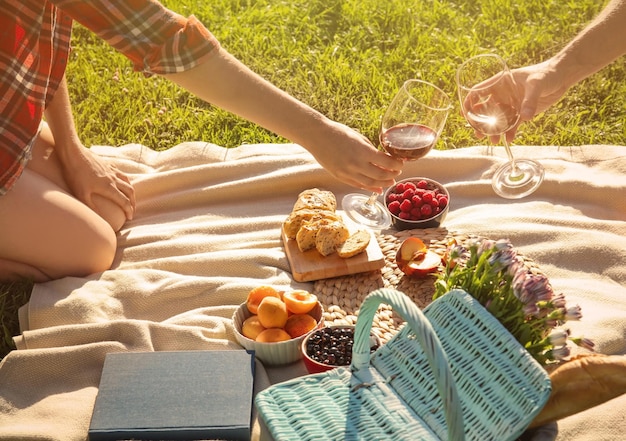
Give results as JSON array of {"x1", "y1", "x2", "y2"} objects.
[
  {"x1": 529, "y1": 354, "x2": 626, "y2": 428},
  {"x1": 292, "y1": 188, "x2": 337, "y2": 212}
]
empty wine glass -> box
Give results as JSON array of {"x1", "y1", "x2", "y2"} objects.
[
  {"x1": 342, "y1": 79, "x2": 452, "y2": 229},
  {"x1": 456, "y1": 53, "x2": 545, "y2": 199}
]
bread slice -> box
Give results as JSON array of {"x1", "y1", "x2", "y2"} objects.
[
  {"x1": 283, "y1": 209, "x2": 340, "y2": 240},
  {"x1": 337, "y1": 230, "x2": 371, "y2": 258},
  {"x1": 292, "y1": 188, "x2": 337, "y2": 212},
  {"x1": 315, "y1": 221, "x2": 350, "y2": 256},
  {"x1": 295, "y1": 219, "x2": 326, "y2": 252}
]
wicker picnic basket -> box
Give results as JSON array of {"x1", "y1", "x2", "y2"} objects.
[{"x1": 255, "y1": 288, "x2": 552, "y2": 441}]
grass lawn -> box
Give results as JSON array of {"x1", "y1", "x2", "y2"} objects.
[{"x1": 1, "y1": 0, "x2": 623, "y2": 358}]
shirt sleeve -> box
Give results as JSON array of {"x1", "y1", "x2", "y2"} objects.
[{"x1": 52, "y1": 0, "x2": 221, "y2": 75}]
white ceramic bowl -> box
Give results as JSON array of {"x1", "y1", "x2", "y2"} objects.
[
  {"x1": 384, "y1": 177, "x2": 450, "y2": 230},
  {"x1": 232, "y1": 301, "x2": 324, "y2": 366}
]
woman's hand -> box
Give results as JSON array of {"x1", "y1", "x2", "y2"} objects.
[
  {"x1": 60, "y1": 145, "x2": 136, "y2": 222},
  {"x1": 302, "y1": 120, "x2": 404, "y2": 194}
]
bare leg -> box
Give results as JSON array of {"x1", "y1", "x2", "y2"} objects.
[{"x1": 0, "y1": 128, "x2": 123, "y2": 282}]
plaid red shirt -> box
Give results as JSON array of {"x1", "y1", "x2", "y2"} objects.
[{"x1": 0, "y1": 0, "x2": 220, "y2": 195}]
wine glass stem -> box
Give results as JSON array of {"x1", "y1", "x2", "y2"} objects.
[
  {"x1": 502, "y1": 135, "x2": 521, "y2": 178},
  {"x1": 364, "y1": 192, "x2": 381, "y2": 212}
]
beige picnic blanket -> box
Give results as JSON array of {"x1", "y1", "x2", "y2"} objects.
[{"x1": 0, "y1": 141, "x2": 624, "y2": 440}]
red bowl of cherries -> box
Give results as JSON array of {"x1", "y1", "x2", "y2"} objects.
[{"x1": 384, "y1": 177, "x2": 450, "y2": 230}]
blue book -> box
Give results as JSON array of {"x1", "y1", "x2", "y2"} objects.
[{"x1": 89, "y1": 350, "x2": 255, "y2": 441}]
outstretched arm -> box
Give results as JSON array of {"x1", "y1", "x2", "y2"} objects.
[
  {"x1": 505, "y1": 0, "x2": 626, "y2": 141},
  {"x1": 163, "y1": 48, "x2": 404, "y2": 194}
]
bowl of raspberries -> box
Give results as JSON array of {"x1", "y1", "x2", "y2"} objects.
[{"x1": 384, "y1": 177, "x2": 450, "y2": 230}]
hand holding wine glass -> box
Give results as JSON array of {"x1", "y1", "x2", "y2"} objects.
[
  {"x1": 456, "y1": 54, "x2": 545, "y2": 199},
  {"x1": 342, "y1": 79, "x2": 452, "y2": 229}
]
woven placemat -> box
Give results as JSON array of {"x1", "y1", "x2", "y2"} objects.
[{"x1": 313, "y1": 228, "x2": 541, "y2": 343}]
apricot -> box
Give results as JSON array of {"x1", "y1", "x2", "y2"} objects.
[
  {"x1": 241, "y1": 315, "x2": 266, "y2": 340},
  {"x1": 256, "y1": 328, "x2": 292, "y2": 343},
  {"x1": 246, "y1": 285, "x2": 282, "y2": 315},
  {"x1": 257, "y1": 296, "x2": 289, "y2": 329},
  {"x1": 284, "y1": 314, "x2": 318, "y2": 338},
  {"x1": 283, "y1": 290, "x2": 318, "y2": 315}
]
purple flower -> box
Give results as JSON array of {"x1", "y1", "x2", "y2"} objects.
[
  {"x1": 488, "y1": 247, "x2": 518, "y2": 272},
  {"x1": 550, "y1": 293, "x2": 567, "y2": 308},
  {"x1": 571, "y1": 337, "x2": 595, "y2": 351},
  {"x1": 550, "y1": 345, "x2": 571, "y2": 360},
  {"x1": 565, "y1": 305, "x2": 583, "y2": 321},
  {"x1": 548, "y1": 329, "x2": 570, "y2": 346},
  {"x1": 515, "y1": 274, "x2": 554, "y2": 304},
  {"x1": 476, "y1": 239, "x2": 496, "y2": 256}
]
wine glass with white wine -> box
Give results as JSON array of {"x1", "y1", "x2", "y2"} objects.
[
  {"x1": 342, "y1": 79, "x2": 452, "y2": 229},
  {"x1": 456, "y1": 53, "x2": 545, "y2": 199}
]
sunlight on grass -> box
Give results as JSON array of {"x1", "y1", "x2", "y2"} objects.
[{"x1": 67, "y1": 0, "x2": 623, "y2": 150}]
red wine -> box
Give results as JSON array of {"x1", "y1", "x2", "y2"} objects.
[
  {"x1": 380, "y1": 123, "x2": 437, "y2": 160},
  {"x1": 465, "y1": 101, "x2": 519, "y2": 136}
]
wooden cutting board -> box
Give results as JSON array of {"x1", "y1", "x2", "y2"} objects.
[{"x1": 283, "y1": 215, "x2": 385, "y2": 282}]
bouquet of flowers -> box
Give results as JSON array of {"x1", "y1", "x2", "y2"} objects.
[{"x1": 434, "y1": 238, "x2": 594, "y2": 366}]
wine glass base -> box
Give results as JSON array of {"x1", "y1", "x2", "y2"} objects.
[
  {"x1": 492, "y1": 159, "x2": 545, "y2": 199},
  {"x1": 341, "y1": 193, "x2": 392, "y2": 229}
]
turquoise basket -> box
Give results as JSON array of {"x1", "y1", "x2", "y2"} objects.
[{"x1": 255, "y1": 288, "x2": 552, "y2": 441}]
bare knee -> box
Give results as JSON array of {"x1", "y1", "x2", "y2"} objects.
[
  {"x1": 92, "y1": 194, "x2": 127, "y2": 233},
  {"x1": 62, "y1": 225, "x2": 117, "y2": 278}
]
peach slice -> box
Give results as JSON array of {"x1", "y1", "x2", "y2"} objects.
[
  {"x1": 283, "y1": 290, "x2": 318, "y2": 315},
  {"x1": 396, "y1": 237, "x2": 442, "y2": 278},
  {"x1": 246, "y1": 285, "x2": 282, "y2": 315}
]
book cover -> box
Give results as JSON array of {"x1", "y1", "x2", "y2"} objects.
[{"x1": 88, "y1": 350, "x2": 255, "y2": 441}]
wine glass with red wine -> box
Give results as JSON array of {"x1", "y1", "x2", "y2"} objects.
[
  {"x1": 342, "y1": 79, "x2": 452, "y2": 229},
  {"x1": 456, "y1": 53, "x2": 545, "y2": 199}
]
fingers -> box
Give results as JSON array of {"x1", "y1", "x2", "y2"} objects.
[
  {"x1": 110, "y1": 168, "x2": 135, "y2": 220},
  {"x1": 339, "y1": 159, "x2": 404, "y2": 194},
  {"x1": 114, "y1": 168, "x2": 136, "y2": 214}
]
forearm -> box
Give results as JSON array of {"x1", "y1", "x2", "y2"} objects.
[
  {"x1": 162, "y1": 48, "x2": 335, "y2": 151},
  {"x1": 43, "y1": 75, "x2": 84, "y2": 160},
  {"x1": 549, "y1": 0, "x2": 626, "y2": 89}
]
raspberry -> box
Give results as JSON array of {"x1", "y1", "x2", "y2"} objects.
[
  {"x1": 429, "y1": 198, "x2": 440, "y2": 208},
  {"x1": 410, "y1": 207, "x2": 421, "y2": 218},
  {"x1": 398, "y1": 211, "x2": 411, "y2": 220},
  {"x1": 403, "y1": 181, "x2": 417, "y2": 190},
  {"x1": 387, "y1": 200, "x2": 401, "y2": 215},
  {"x1": 421, "y1": 191, "x2": 434, "y2": 203},
  {"x1": 420, "y1": 204, "x2": 433, "y2": 216},
  {"x1": 399, "y1": 199, "x2": 413, "y2": 212},
  {"x1": 416, "y1": 180, "x2": 429, "y2": 189},
  {"x1": 437, "y1": 195, "x2": 448, "y2": 207},
  {"x1": 395, "y1": 182, "x2": 406, "y2": 193},
  {"x1": 401, "y1": 189, "x2": 414, "y2": 200},
  {"x1": 411, "y1": 194, "x2": 422, "y2": 205}
]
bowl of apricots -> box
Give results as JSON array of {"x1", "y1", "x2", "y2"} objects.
[{"x1": 232, "y1": 285, "x2": 324, "y2": 366}]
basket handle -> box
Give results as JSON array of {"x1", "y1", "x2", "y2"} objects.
[{"x1": 351, "y1": 288, "x2": 464, "y2": 441}]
